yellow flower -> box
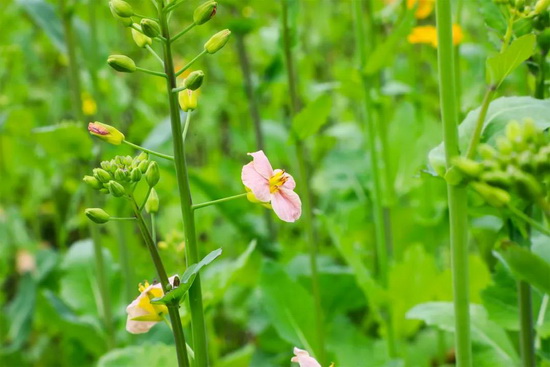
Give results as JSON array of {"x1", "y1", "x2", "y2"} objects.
[
  {"x1": 81, "y1": 93, "x2": 97, "y2": 116},
  {"x1": 407, "y1": 24, "x2": 463, "y2": 48},
  {"x1": 407, "y1": 0, "x2": 435, "y2": 19},
  {"x1": 88, "y1": 121, "x2": 125, "y2": 145}
]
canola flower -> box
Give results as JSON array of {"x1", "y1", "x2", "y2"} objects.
[
  {"x1": 407, "y1": 0, "x2": 435, "y2": 19},
  {"x1": 291, "y1": 347, "x2": 325, "y2": 367},
  {"x1": 408, "y1": 24, "x2": 463, "y2": 47}
]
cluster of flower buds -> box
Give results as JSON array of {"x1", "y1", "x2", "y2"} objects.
[
  {"x1": 453, "y1": 119, "x2": 550, "y2": 207},
  {"x1": 83, "y1": 153, "x2": 160, "y2": 198},
  {"x1": 492, "y1": 0, "x2": 550, "y2": 19}
]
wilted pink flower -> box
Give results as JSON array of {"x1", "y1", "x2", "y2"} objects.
[
  {"x1": 241, "y1": 150, "x2": 301, "y2": 222},
  {"x1": 126, "y1": 275, "x2": 177, "y2": 334},
  {"x1": 291, "y1": 347, "x2": 321, "y2": 367}
]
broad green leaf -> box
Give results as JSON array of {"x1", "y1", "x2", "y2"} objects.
[
  {"x1": 18, "y1": 0, "x2": 66, "y2": 53},
  {"x1": 495, "y1": 245, "x2": 550, "y2": 295},
  {"x1": 486, "y1": 34, "x2": 536, "y2": 87},
  {"x1": 407, "y1": 302, "x2": 519, "y2": 365},
  {"x1": 479, "y1": 0, "x2": 507, "y2": 35},
  {"x1": 97, "y1": 344, "x2": 177, "y2": 367},
  {"x1": 481, "y1": 265, "x2": 519, "y2": 330},
  {"x1": 429, "y1": 97, "x2": 550, "y2": 176},
  {"x1": 292, "y1": 94, "x2": 332, "y2": 140}
]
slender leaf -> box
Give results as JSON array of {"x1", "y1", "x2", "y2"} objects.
[
  {"x1": 495, "y1": 245, "x2": 550, "y2": 295},
  {"x1": 486, "y1": 34, "x2": 536, "y2": 87},
  {"x1": 292, "y1": 94, "x2": 332, "y2": 140}
]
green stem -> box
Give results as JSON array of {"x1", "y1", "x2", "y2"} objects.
[
  {"x1": 151, "y1": 213, "x2": 157, "y2": 244},
  {"x1": 135, "y1": 66, "x2": 168, "y2": 78},
  {"x1": 131, "y1": 196, "x2": 189, "y2": 367},
  {"x1": 158, "y1": 5, "x2": 209, "y2": 366},
  {"x1": 140, "y1": 186, "x2": 153, "y2": 212},
  {"x1": 518, "y1": 280, "x2": 536, "y2": 367},
  {"x1": 172, "y1": 23, "x2": 196, "y2": 43},
  {"x1": 182, "y1": 112, "x2": 191, "y2": 142},
  {"x1": 115, "y1": 201, "x2": 134, "y2": 303},
  {"x1": 465, "y1": 87, "x2": 495, "y2": 159},
  {"x1": 281, "y1": 1, "x2": 326, "y2": 364},
  {"x1": 192, "y1": 193, "x2": 247, "y2": 211},
  {"x1": 435, "y1": 2, "x2": 472, "y2": 367},
  {"x1": 506, "y1": 204, "x2": 550, "y2": 237},
  {"x1": 173, "y1": 86, "x2": 187, "y2": 93},
  {"x1": 146, "y1": 45, "x2": 165, "y2": 67},
  {"x1": 536, "y1": 295, "x2": 549, "y2": 349},
  {"x1": 109, "y1": 217, "x2": 137, "y2": 221},
  {"x1": 536, "y1": 51, "x2": 547, "y2": 100},
  {"x1": 123, "y1": 140, "x2": 175, "y2": 161},
  {"x1": 175, "y1": 50, "x2": 207, "y2": 77}
]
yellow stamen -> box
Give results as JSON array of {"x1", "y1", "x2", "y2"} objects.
[{"x1": 269, "y1": 170, "x2": 288, "y2": 193}]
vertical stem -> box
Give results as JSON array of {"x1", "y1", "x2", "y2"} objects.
[
  {"x1": 518, "y1": 280, "x2": 536, "y2": 367},
  {"x1": 281, "y1": 1, "x2": 326, "y2": 364},
  {"x1": 536, "y1": 51, "x2": 547, "y2": 100},
  {"x1": 116, "y1": 201, "x2": 134, "y2": 301},
  {"x1": 60, "y1": 0, "x2": 114, "y2": 349},
  {"x1": 158, "y1": 6, "x2": 209, "y2": 366},
  {"x1": 435, "y1": 2, "x2": 472, "y2": 367},
  {"x1": 131, "y1": 197, "x2": 189, "y2": 367}
]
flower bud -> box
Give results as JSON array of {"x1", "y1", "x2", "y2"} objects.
[
  {"x1": 132, "y1": 25, "x2": 152, "y2": 48},
  {"x1": 471, "y1": 182, "x2": 511, "y2": 208},
  {"x1": 83, "y1": 175, "x2": 102, "y2": 190},
  {"x1": 108, "y1": 180, "x2": 127, "y2": 197},
  {"x1": 512, "y1": 169, "x2": 543, "y2": 200},
  {"x1": 100, "y1": 161, "x2": 114, "y2": 172},
  {"x1": 193, "y1": 1, "x2": 217, "y2": 25},
  {"x1": 183, "y1": 70, "x2": 205, "y2": 91},
  {"x1": 124, "y1": 155, "x2": 133, "y2": 166},
  {"x1": 145, "y1": 188, "x2": 159, "y2": 213},
  {"x1": 107, "y1": 55, "x2": 136, "y2": 73},
  {"x1": 453, "y1": 157, "x2": 483, "y2": 178},
  {"x1": 204, "y1": 29, "x2": 231, "y2": 54},
  {"x1": 137, "y1": 152, "x2": 149, "y2": 161},
  {"x1": 141, "y1": 19, "x2": 161, "y2": 38},
  {"x1": 93, "y1": 168, "x2": 112, "y2": 183},
  {"x1": 88, "y1": 122, "x2": 125, "y2": 145},
  {"x1": 85, "y1": 208, "x2": 111, "y2": 224},
  {"x1": 179, "y1": 89, "x2": 198, "y2": 112},
  {"x1": 131, "y1": 167, "x2": 142, "y2": 182},
  {"x1": 138, "y1": 160, "x2": 150, "y2": 173},
  {"x1": 110, "y1": 7, "x2": 133, "y2": 27},
  {"x1": 535, "y1": 0, "x2": 550, "y2": 13},
  {"x1": 114, "y1": 168, "x2": 127, "y2": 182},
  {"x1": 480, "y1": 170, "x2": 511, "y2": 188},
  {"x1": 146, "y1": 161, "x2": 160, "y2": 187},
  {"x1": 110, "y1": 0, "x2": 133, "y2": 17},
  {"x1": 496, "y1": 136, "x2": 513, "y2": 155}
]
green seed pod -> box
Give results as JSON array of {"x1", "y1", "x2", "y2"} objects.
[
  {"x1": 83, "y1": 175, "x2": 102, "y2": 190},
  {"x1": 85, "y1": 208, "x2": 111, "y2": 224},
  {"x1": 109, "y1": 0, "x2": 134, "y2": 18},
  {"x1": 141, "y1": 19, "x2": 161, "y2": 38},
  {"x1": 146, "y1": 161, "x2": 160, "y2": 187},
  {"x1": 131, "y1": 167, "x2": 142, "y2": 182},
  {"x1": 138, "y1": 160, "x2": 150, "y2": 173},
  {"x1": 93, "y1": 168, "x2": 112, "y2": 183},
  {"x1": 204, "y1": 29, "x2": 231, "y2": 54},
  {"x1": 145, "y1": 188, "x2": 159, "y2": 213},
  {"x1": 108, "y1": 180, "x2": 127, "y2": 197},
  {"x1": 193, "y1": 1, "x2": 217, "y2": 25},
  {"x1": 107, "y1": 55, "x2": 136, "y2": 73},
  {"x1": 183, "y1": 70, "x2": 205, "y2": 91},
  {"x1": 471, "y1": 182, "x2": 511, "y2": 208},
  {"x1": 132, "y1": 24, "x2": 152, "y2": 48}
]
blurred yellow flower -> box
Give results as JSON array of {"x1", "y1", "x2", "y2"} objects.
[
  {"x1": 407, "y1": 0, "x2": 435, "y2": 19},
  {"x1": 407, "y1": 24, "x2": 463, "y2": 47},
  {"x1": 82, "y1": 93, "x2": 97, "y2": 116}
]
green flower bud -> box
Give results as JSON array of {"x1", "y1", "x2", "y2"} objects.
[
  {"x1": 453, "y1": 157, "x2": 483, "y2": 178},
  {"x1": 109, "y1": 0, "x2": 134, "y2": 18},
  {"x1": 183, "y1": 70, "x2": 205, "y2": 91},
  {"x1": 505, "y1": 120, "x2": 522, "y2": 143},
  {"x1": 193, "y1": 1, "x2": 217, "y2": 25},
  {"x1": 481, "y1": 170, "x2": 511, "y2": 188},
  {"x1": 88, "y1": 122, "x2": 125, "y2": 145},
  {"x1": 124, "y1": 155, "x2": 133, "y2": 166},
  {"x1": 137, "y1": 152, "x2": 149, "y2": 161},
  {"x1": 478, "y1": 144, "x2": 498, "y2": 160},
  {"x1": 496, "y1": 136, "x2": 513, "y2": 155},
  {"x1": 179, "y1": 89, "x2": 198, "y2": 112},
  {"x1": 100, "y1": 161, "x2": 114, "y2": 172},
  {"x1": 145, "y1": 188, "x2": 159, "y2": 213},
  {"x1": 146, "y1": 161, "x2": 160, "y2": 187},
  {"x1": 107, "y1": 55, "x2": 136, "y2": 73},
  {"x1": 99, "y1": 188, "x2": 110, "y2": 194},
  {"x1": 108, "y1": 180, "x2": 127, "y2": 197},
  {"x1": 131, "y1": 167, "x2": 142, "y2": 182},
  {"x1": 114, "y1": 168, "x2": 127, "y2": 182},
  {"x1": 110, "y1": 7, "x2": 133, "y2": 27},
  {"x1": 444, "y1": 166, "x2": 464, "y2": 186},
  {"x1": 138, "y1": 160, "x2": 150, "y2": 173},
  {"x1": 93, "y1": 168, "x2": 112, "y2": 183},
  {"x1": 535, "y1": 0, "x2": 550, "y2": 14},
  {"x1": 141, "y1": 19, "x2": 161, "y2": 38},
  {"x1": 511, "y1": 169, "x2": 543, "y2": 200},
  {"x1": 85, "y1": 208, "x2": 111, "y2": 224},
  {"x1": 204, "y1": 29, "x2": 231, "y2": 54},
  {"x1": 132, "y1": 24, "x2": 152, "y2": 48},
  {"x1": 471, "y1": 182, "x2": 511, "y2": 208},
  {"x1": 83, "y1": 175, "x2": 102, "y2": 190}
]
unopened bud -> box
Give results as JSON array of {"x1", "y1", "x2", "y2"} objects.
[
  {"x1": 141, "y1": 19, "x2": 161, "y2": 38},
  {"x1": 85, "y1": 208, "x2": 111, "y2": 224},
  {"x1": 193, "y1": 1, "x2": 217, "y2": 25},
  {"x1": 93, "y1": 168, "x2": 112, "y2": 183},
  {"x1": 478, "y1": 144, "x2": 498, "y2": 160},
  {"x1": 131, "y1": 167, "x2": 142, "y2": 182},
  {"x1": 505, "y1": 120, "x2": 522, "y2": 143},
  {"x1": 453, "y1": 157, "x2": 483, "y2": 178},
  {"x1": 138, "y1": 160, "x2": 150, "y2": 173},
  {"x1": 114, "y1": 168, "x2": 127, "y2": 182},
  {"x1": 146, "y1": 161, "x2": 160, "y2": 187},
  {"x1": 88, "y1": 122, "x2": 125, "y2": 145},
  {"x1": 110, "y1": 7, "x2": 133, "y2": 27},
  {"x1": 496, "y1": 136, "x2": 513, "y2": 155},
  {"x1": 145, "y1": 188, "x2": 159, "y2": 213},
  {"x1": 471, "y1": 182, "x2": 511, "y2": 208},
  {"x1": 109, "y1": 0, "x2": 134, "y2": 17},
  {"x1": 137, "y1": 152, "x2": 148, "y2": 161},
  {"x1": 83, "y1": 175, "x2": 102, "y2": 190},
  {"x1": 100, "y1": 161, "x2": 114, "y2": 172},
  {"x1": 132, "y1": 25, "x2": 152, "y2": 48},
  {"x1": 183, "y1": 70, "x2": 205, "y2": 91},
  {"x1": 535, "y1": 0, "x2": 550, "y2": 13},
  {"x1": 108, "y1": 180, "x2": 126, "y2": 197},
  {"x1": 512, "y1": 169, "x2": 543, "y2": 200},
  {"x1": 107, "y1": 55, "x2": 136, "y2": 73},
  {"x1": 204, "y1": 29, "x2": 231, "y2": 54},
  {"x1": 481, "y1": 170, "x2": 511, "y2": 188},
  {"x1": 179, "y1": 89, "x2": 198, "y2": 112}
]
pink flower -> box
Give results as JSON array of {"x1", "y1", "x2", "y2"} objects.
[
  {"x1": 241, "y1": 150, "x2": 302, "y2": 222},
  {"x1": 291, "y1": 347, "x2": 322, "y2": 367}
]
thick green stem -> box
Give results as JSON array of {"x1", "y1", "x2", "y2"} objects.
[
  {"x1": 281, "y1": 1, "x2": 325, "y2": 364},
  {"x1": 435, "y1": 2, "x2": 472, "y2": 367},
  {"x1": 131, "y1": 197, "x2": 189, "y2": 367},
  {"x1": 518, "y1": 280, "x2": 536, "y2": 367},
  {"x1": 158, "y1": 6, "x2": 209, "y2": 366}
]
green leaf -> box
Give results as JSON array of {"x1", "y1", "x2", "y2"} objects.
[
  {"x1": 18, "y1": 0, "x2": 66, "y2": 53},
  {"x1": 4, "y1": 273, "x2": 35, "y2": 353},
  {"x1": 479, "y1": 0, "x2": 507, "y2": 35},
  {"x1": 153, "y1": 248, "x2": 222, "y2": 304},
  {"x1": 292, "y1": 94, "x2": 332, "y2": 140},
  {"x1": 33, "y1": 122, "x2": 93, "y2": 161},
  {"x1": 495, "y1": 245, "x2": 550, "y2": 295},
  {"x1": 407, "y1": 302, "x2": 519, "y2": 365},
  {"x1": 486, "y1": 34, "x2": 536, "y2": 87},
  {"x1": 97, "y1": 344, "x2": 177, "y2": 367},
  {"x1": 429, "y1": 97, "x2": 550, "y2": 176}
]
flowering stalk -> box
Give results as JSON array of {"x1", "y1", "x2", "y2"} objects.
[
  {"x1": 281, "y1": 0, "x2": 325, "y2": 364},
  {"x1": 157, "y1": 4, "x2": 209, "y2": 366},
  {"x1": 435, "y1": 2, "x2": 472, "y2": 367}
]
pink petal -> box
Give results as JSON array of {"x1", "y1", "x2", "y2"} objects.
[
  {"x1": 291, "y1": 347, "x2": 321, "y2": 367},
  {"x1": 125, "y1": 296, "x2": 159, "y2": 334},
  {"x1": 248, "y1": 150, "x2": 273, "y2": 179},
  {"x1": 282, "y1": 172, "x2": 296, "y2": 190},
  {"x1": 271, "y1": 187, "x2": 302, "y2": 222},
  {"x1": 242, "y1": 161, "x2": 271, "y2": 202}
]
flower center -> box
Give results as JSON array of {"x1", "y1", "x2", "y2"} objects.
[{"x1": 269, "y1": 170, "x2": 288, "y2": 193}]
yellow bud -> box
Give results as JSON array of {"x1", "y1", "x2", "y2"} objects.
[
  {"x1": 178, "y1": 90, "x2": 198, "y2": 112},
  {"x1": 145, "y1": 188, "x2": 160, "y2": 213},
  {"x1": 88, "y1": 122, "x2": 125, "y2": 145},
  {"x1": 204, "y1": 29, "x2": 231, "y2": 54},
  {"x1": 131, "y1": 24, "x2": 152, "y2": 48}
]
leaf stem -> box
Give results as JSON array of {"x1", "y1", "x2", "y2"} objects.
[
  {"x1": 192, "y1": 193, "x2": 247, "y2": 211},
  {"x1": 135, "y1": 66, "x2": 168, "y2": 78},
  {"x1": 146, "y1": 44, "x2": 165, "y2": 67},
  {"x1": 123, "y1": 140, "x2": 175, "y2": 161},
  {"x1": 506, "y1": 204, "x2": 550, "y2": 237},
  {"x1": 435, "y1": 2, "x2": 472, "y2": 366},
  {"x1": 182, "y1": 111, "x2": 191, "y2": 142},
  {"x1": 175, "y1": 50, "x2": 207, "y2": 77},
  {"x1": 465, "y1": 86, "x2": 496, "y2": 159},
  {"x1": 172, "y1": 23, "x2": 196, "y2": 43}
]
